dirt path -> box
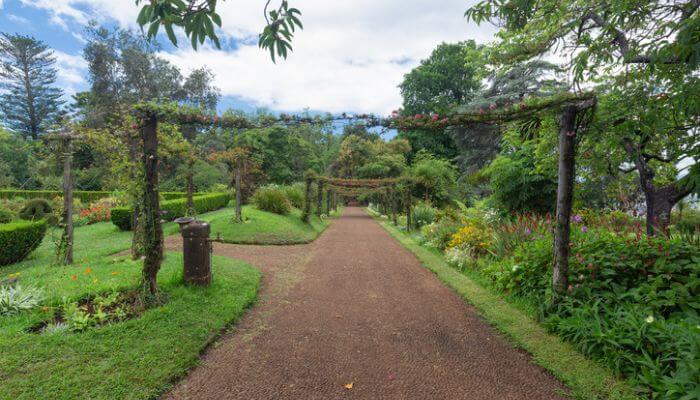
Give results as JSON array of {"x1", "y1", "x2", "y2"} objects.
[{"x1": 163, "y1": 207, "x2": 568, "y2": 399}]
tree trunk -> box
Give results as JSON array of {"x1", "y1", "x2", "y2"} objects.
[
  {"x1": 61, "y1": 137, "x2": 74, "y2": 265},
  {"x1": 235, "y1": 162, "x2": 242, "y2": 223},
  {"x1": 316, "y1": 180, "x2": 324, "y2": 216},
  {"x1": 552, "y1": 106, "x2": 577, "y2": 294},
  {"x1": 622, "y1": 138, "x2": 691, "y2": 235},
  {"x1": 326, "y1": 189, "x2": 332, "y2": 215},
  {"x1": 302, "y1": 178, "x2": 312, "y2": 223},
  {"x1": 404, "y1": 187, "x2": 412, "y2": 231},
  {"x1": 140, "y1": 116, "x2": 163, "y2": 295},
  {"x1": 391, "y1": 189, "x2": 398, "y2": 225},
  {"x1": 186, "y1": 158, "x2": 194, "y2": 214}
]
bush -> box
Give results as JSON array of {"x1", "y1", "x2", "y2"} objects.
[
  {"x1": 79, "y1": 200, "x2": 112, "y2": 225},
  {"x1": 411, "y1": 202, "x2": 437, "y2": 228},
  {"x1": 111, "y1": 193, "x2": 231, "y2": 231},
  {"x1": 252, "y1": 185, "x2": 291, "y2": 215},
  {"x1": 0, "y1": 284, "x2": 44, "y2": 316},
  {"x1": 420, "y1": 217, "x2": 461, "y2": 250},
  {"x1": 674, "y1": 208, "x2": 700, "y2": 236},
  {"x1": 0, "y1": 208, "x2": 14, "y2": 223},
  {"x1": 447, "y1": 222, "x2": 491, "y2": 256},
  {"x1": 0, "y1": 219, "x2": 47, "y2": 265},
  {"x1": 0, "y1": 190, "x2": 191, "y2": 204},
  {"x1": 19, "y1": 198, "x2": 53, "y2": 222},
  {"x1": 478, "y1": 229, "x2": 700, "y2": 398},
  {"x1": 281, "y1": 183, "x2": 305, "y2": 209}
]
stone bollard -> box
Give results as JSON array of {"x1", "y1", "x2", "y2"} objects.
[{"x1": 176, "y1": 218, "x2": 212, "y2": 286}]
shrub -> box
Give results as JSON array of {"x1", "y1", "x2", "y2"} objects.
[
  {"x1": 447, "y1": 222, "x2": 491, "y2": 257},
  {"x1": 411, "y1": 202, "x2": 437, "y2": 228},
  {"x1": 252, "y1": 185, "x2": 291, "y2": 215},
  {"x1": 0, "y1": 284, "x2": 44, "y2": 316},
  {"x1": 79, "y1": 199, "x2": 114, "y2": 225},
  {"x1": 111, "y1": 193, "x2": 231, "y2": 231},
  {"x1": 0, "y1": 208, "x2": 14, "y2": 223},
  {"x1": 19, "y1": 198, "x2": 53, "y2": 221},
  {"x1": 282, "y1": 183, "x2": 305, "y2": 209},
  {"x1": 0, "y1": 220, "x2": 47, "y2": 265},
  {"x1": 674, "y1": 208, "x2": 700, "y2": 236},
  {"x1": 0, "y1": 190, "x2": 192, "y2": 203},
  {"x1": 420, "y1": 218, "x2": 461, "y2": 250}
]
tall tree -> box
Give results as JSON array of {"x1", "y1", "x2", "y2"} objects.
[
  {"x1": 182, "y1": 67, "x2": 221, "y2": 111},
  {"x1": 0, "y1": 33, "x2": 64, "y2": 139},
  {"x1": 398, "y1": 41, "x2": 485, "y2": 160}
]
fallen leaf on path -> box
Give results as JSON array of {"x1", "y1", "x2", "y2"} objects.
[{"x1": 344, "y1": 383, "x2": 353, "y2": 390}]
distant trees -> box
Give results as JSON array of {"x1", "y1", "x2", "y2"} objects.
[{"x1": 0, "y1": 33, "x2": 64, "y2": 139}]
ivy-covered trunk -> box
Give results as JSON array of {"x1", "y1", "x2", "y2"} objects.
[
  {"x1": 140, "y1": 116, "x2": 163, "y2": 295},
  {"x1": 316, "y1": 180, "x2": 324, "y2": 216},
  {"x1": 302, "y1": 177, "x2": 313, "y2": 223},
  {"x1": 235, "y1": 160, "x2": 242, "y2": 223}
]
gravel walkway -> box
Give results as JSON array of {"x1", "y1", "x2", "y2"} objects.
[{"x1": 162, "y1": 207, "x2": 569, "y2": 399}]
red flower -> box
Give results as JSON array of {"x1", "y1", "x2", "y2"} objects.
[
  {"x1": 431, "y1": 114, "x2": 439, "y2": 121},
  {"x1": 414, "y1": 114, "x2": 423, "y2": 119}
]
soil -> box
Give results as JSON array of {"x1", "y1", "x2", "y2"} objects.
[{"x1": 161, "y1": 207, "x2": 569, "y2": 399}]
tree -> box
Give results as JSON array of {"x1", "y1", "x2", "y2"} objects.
[
  {"x1": 398, "y1": 41, "x2": 485, "y2": 160},
  {"x1": 0, "y1": 33, "x2": 64, "y2": 139},
  {"x1": 182, "y1": 67, "x2": 221, "y2": 111},
  {"x1": 410, "y1": 151, "x2": 457, "y2": 206},
  {"x1": 135, "y1": 0, "x2": 303, "y2": 62}
]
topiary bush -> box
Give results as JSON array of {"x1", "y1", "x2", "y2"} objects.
[
  {"x1": 19, "y1": 198, "x2": 53, "y2": 221},
  {"x1": 0, "y1": 219, "x2": 47, "y2": 266},
  {"x1": 252, "y1": 185, "x2": 291, "y2": 215},
  {"x1": 0, "y1": 208, "x2": 14, "y2": 224},
  {"x1": 111, "y1": 193, "x2": 231, "y2": 231}
]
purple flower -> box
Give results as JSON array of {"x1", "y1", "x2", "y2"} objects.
[
  {"x1": 573, "y1": 215, "x2": 582, "y2": 223},
  {"x1": 524, "y1": 228, "x2": 532, "y2": 236},
  {"x1": 581, "y1": 226, "x2": 588, "y2": 233}
]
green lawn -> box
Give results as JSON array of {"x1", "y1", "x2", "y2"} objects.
[
  {"x1": 373, "y1": 214, "x2": 640, "y2": 400},
  {"x1": 0, "y1": 212, "x2": 261, "y2": 399},
  {"x1": 0, "y1": 253, "x2": 260, "y2": 400},
  {"x1": 195, "y1": 205, "x2": 334, "y2": 245}
]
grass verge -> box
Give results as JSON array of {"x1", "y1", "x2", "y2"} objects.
[
  {"x1": 374, "y1": 216, "x2": 640, "y2": 400},
  {"x1": 0, "y1": 252, "x2": 261, "y2": 400},
  {"x1": 194, "y1": 205, "x2": 335, "y2": 245}
]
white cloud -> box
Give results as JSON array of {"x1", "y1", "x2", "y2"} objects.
[
  {"x1": 20, "y1": 0, "x2": 496, "y2": 114},
  {"x1": 53, "y1": 50, "x2": 88, "y2": 96},
  {"x1": 7, "y1": 13, "x2": 30, "y2": 25}
]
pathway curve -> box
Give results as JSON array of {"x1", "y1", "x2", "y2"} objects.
[{"x1": 163, "y1": 207, "x2": 568, "y2": 399}]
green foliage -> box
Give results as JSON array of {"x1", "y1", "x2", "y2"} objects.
[
  {"x1": 19, "y1": 198, "x2": 53, "y2": 222},
  {"x1": 111, "y1": 193, "x2": 230, "y2": 231},
  {"x1": 410, "y1": 152, "x2": 457, "y2": 205},
  {"x1": 481, "y1": 229, "x2": 700, "y2": 398},
  {"x1": 251, "y1": 185, "x2": 291, "y2": 215},
  {"x1": 674, "y1": 208, "x2": 700, "y2": 236},
  {"x1": 160, "y1": 160, "x2": 228, "y2": 192},
  {"x1": 486, "y1": 145, "x2": 557, "y2": 214},
  {"x1": 420, "y1": 217, "x2": 462, "y2": 250},
  {"x1": 281, "y1": 183, "x2": 305, "y2": 209},
  {"x1": 0, "y1": 208, "x2": 14, "y2": 223},
  {"x1": 0, "y1": 284, "x2": 44, "y2": 316},
  {"x1": 0, "y1": 219, "x2": 47, "y2": 266},
  {"x1": 411, "y1": 202, "x2": 438, "y2": 228},
  {"x1": 0, "y1": 190, "x2": 189, "y2": 203}
]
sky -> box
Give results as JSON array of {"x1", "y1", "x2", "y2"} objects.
[{"x1": 0, "y1": 0, "x2": 496, "y2": 116}]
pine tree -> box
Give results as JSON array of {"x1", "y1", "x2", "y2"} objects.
[{"x1": 0, "y1": 33, "x2": 64, "y2": 139}]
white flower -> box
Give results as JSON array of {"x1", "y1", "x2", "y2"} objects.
[
  {"x1": 512, "y1": 265, "x2": 520, "y2": 272},
  {"x1": 645, "y1": 315, "x2": 655, "y2": 324}
]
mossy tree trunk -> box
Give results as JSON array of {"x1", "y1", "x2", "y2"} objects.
[
  {"x1": 302, "y1": 177, "x2": 313, "y2": 223},
  {"x1": 404, "y1": 186, "x2": 412, "y2": 231},
  {"x1": 316, "y1": 180, "x2": 324, "y2": 216},
  {"x1": 140, "y1": 115, "x2": 163, "y2": 295},
  {"x1": 234, "y1": 159, "x2": 242, "y2": 223}
]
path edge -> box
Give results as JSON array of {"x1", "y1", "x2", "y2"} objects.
[{"x1": 372, "y1": 214, "x2": 641, "y2": 400}]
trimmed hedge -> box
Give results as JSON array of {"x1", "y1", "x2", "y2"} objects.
[
  {"x1": 0, "y1": 220, "x2": 47, "y2": 266},
  {"x1": 111, "y1": 193, "x2": 231, "y2": 231},
  {"x1": 0, "y1": 190, "x2": 194, "y2": 203}
]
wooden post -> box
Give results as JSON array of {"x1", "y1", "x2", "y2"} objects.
[
  {"x1": 552, "y1": 105, "x2": 577, "y2": 294},
  {"x1": 186, "y1": 157, "x2": 195, "y2": 215},
  {"x1": 404, "y1": 186, "x2": 412, "y2": 231},
  {"x1": 48, "y1": 131, "x2": 80, "y2": 265},
  {"x1": 61, "y1": 137, "x2": 74, "y2": 265},
  {"x1": 316, "y1": 180, "x2": 324, "y2": 216},
  {"x1": 302, "y1": 177, "x2": 313, "y2": 223},
  {"x1": 234, "y1": 159, "x2": 242, "y2": 223},
  {"x1": 326, "y1": 188, "x2": 332, "y2": 216},
  {"x1": 140, "y1": 115, "x2": 163, "y2": 295},
  {"x1": 391, "y1": 188, "x2": 398, "y2": 225}
]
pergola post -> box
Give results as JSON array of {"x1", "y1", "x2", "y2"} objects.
[
  {"x1": 391, "y1": 188, "x2": 398, "y2": 225},
  {"x1": 404, "y1": 186, "x2": 412, "y2": 231},
  {"x1": 326, "y1": 188, "x2": 332, "y2": 215},
  {"x1": 141, "y1": 114, "x2": 163, "y2": 294},
  {"x1": 302, "y1": 176, "x2": 313, "y2": 223},
  {"x1": 316, "y1": 180, "x2": 324, "y2": 216},
  {"x1": 186, "y1": 157, "x2": 195, "y2": 214}
]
